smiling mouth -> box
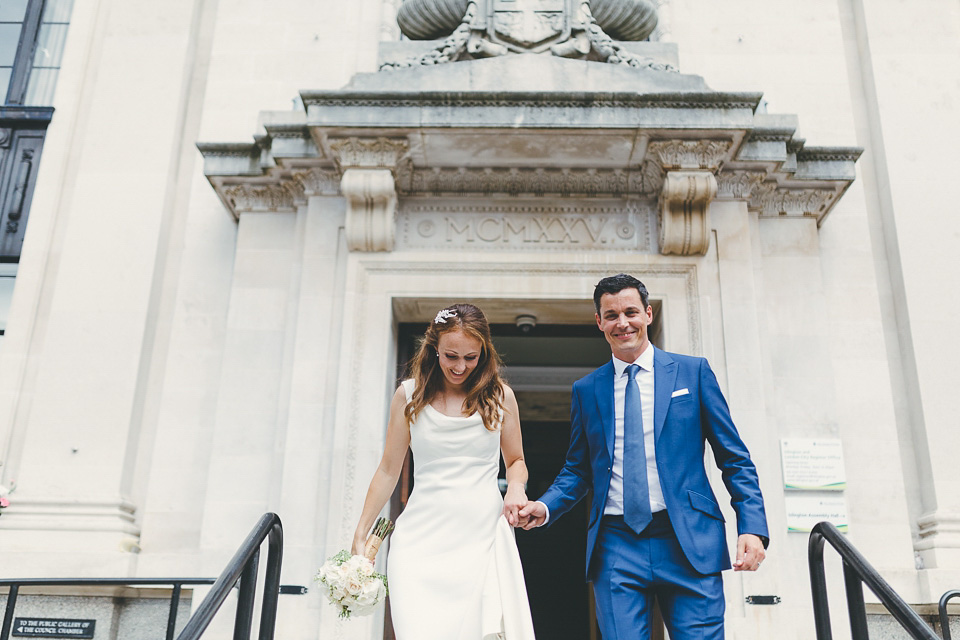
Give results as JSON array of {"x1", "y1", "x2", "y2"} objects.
[
  {"x1": 451, "y1": 369, "x2": 466, "y2": 376},
  {"x1": 613, "y1": 331, "x2": 636, "y2": 339}
]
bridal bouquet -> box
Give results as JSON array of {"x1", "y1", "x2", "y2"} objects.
[
  {"x1": 0, "y1": 480, "x2": 14, "y2": 516},
  {"x1": 316, "y1": 517, "x2": 395, "y2": 619}
]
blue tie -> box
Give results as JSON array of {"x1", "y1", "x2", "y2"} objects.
[{"x1": 623, "y1": 364, "x2": 652, "y2": 534}]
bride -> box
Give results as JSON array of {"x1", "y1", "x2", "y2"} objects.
[{"x1": 352, "y1": 303, "x2": 536, "y2": 640}]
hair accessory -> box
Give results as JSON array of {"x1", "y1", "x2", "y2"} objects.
[{"x1": 434, "y1": 308, "x2": 457, "y2": 324}]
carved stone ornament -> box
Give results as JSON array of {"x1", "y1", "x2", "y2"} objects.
[
  {"x1": 488, "y1": 0, "x2": 571, "y2": 52},
  {"x1": 648, "y1": 140, "x2": 732, "y2": 171},
  {"x1": 223, "y1": 184, "x2": 297, "y2": 214},
  {"x1": 405, "y1": 166, "x2": 649, "y2": 196},
  {"x1": 750, "y1": 182, "x2": 833, "y2": 218},
  {"x1": 341, "y1": 168, "x2": 398, "y2": 252},
  {"x1": 716, "y1": 171, "x2": 766, "y2": 200},
  {"x1": 397, "y1": 0, "x2": 471, "y2": 40},
  {"x1": 382, "y1": 0, "x2": 672, "y2": 71},
  {"x1": 397, "y1": 0, "x2": 657, "y2": 42},
  {"x1": 293, "y1": 168, "x2": 341, "y2": 196},
  {"x1": 658, "y1": 170, "x2": 717, "y2": 256},
  {"x1": 330, "y1": 137, "x2": 410, "y2": 171}
]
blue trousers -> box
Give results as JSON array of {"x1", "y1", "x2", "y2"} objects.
[{"x1": 590, "y1": 512, "x2": 725, "y2": 640}]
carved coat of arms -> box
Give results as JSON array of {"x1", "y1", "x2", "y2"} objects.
[
  {"x1": 381, "y1": 0, "x2": 674, "y2": 72},
  {"x1": 489, "y1": 0, "x2": 571, "y2": 51}
]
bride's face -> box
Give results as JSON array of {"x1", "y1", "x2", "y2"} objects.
[{"x1": 436, "y1": 329, "x2": 483, "y2": 388}]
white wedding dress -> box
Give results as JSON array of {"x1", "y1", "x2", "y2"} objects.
[{"x1": 386, "y1": 379, "x2": 536, "y2": 640}]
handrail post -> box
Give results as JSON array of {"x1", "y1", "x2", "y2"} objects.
[
  {"x1": 166, "y1": 583, "x2": 183, "y2": 640},
  {"x1": 809, "y1": 530, "x2": 833, "y2": 640},
  {"x1": 257, "y1": 522, "x2": 284, "y2": 640},
  {"x1": 940, "y1": 590, "x2": 960, "y2": 640},
  {"x1": 233, "y1": 548, "x2": 260, "y2": 640},
  {"x1": 844, "y1": 561, "x2": 870, "y2": 640},
  {"x1": 1, "y1": 584, "x2": 19, "y2": 640}
]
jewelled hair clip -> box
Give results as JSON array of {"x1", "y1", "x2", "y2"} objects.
[{"x1": 434, "y1": 309, "x2": 457, "y2": 324}]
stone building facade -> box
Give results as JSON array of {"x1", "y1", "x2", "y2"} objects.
[{"x1": 0, "y1": 1, "x2": 958, "y2": 639}]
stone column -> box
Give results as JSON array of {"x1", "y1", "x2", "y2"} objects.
[
  {"x1": 271, "y1": 171, "x2": 350, "y2": 629},
  {"x1": 855, "y1": 0, "x2": 960, "y2": 578},
  {"x1": 0, "y1": 0, "x2": 209, "y2": 575},
  {"x1": 194, "y1": 183, "x2": 303, "y2": 576}
]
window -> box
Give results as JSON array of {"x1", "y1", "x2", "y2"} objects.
[
  {"x1": 2, "y1": 0, "x2": 73, "y2": 106},
  {"x1": 0, "y1": 0, "x2": 74, "y2": 262}
]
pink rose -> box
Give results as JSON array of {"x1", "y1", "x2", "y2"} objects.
[{"x1": 0, "y1": 497, "x2": 9, "y2": 508}]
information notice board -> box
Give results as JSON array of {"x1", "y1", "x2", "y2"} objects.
[{"x1": 780, "y1": 438, "x2": 846, "y2": 490}]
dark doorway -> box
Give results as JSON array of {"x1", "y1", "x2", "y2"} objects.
[{"x1": 492, "y1": 323, "x2": 611, "y2": 640}]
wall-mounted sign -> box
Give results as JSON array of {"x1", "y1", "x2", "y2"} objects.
[
  {"x1": 13, "y1": 618, "x2": 95, "y2": 638},
  {"x1": 780, "y1": 438, "x2": 846, "y2": 490},
  {"x1": 785, "y1": 494, "x2": 849, "y2": 533}
]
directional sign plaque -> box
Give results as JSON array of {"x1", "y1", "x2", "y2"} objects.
[{"x1": 12, "y1": 618, "x2": 96, "y2": 639}]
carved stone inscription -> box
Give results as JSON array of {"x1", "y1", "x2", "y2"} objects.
[{"x1": 398, "y1": 200, "x2": 655, "y2": 251}]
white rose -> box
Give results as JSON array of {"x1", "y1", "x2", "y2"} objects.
[
  {"x1": 355, "y1": 578, "x2": 385, "y2": 607},
  {"x1": 0, "y1": 485, "x2": 9, "y2": 497},
  {"x1": 344, "y1": 575, "x2": 363, "y2": 596},
  {"x1": 317, "y1": 565, "x2": 336, "y2": 584}
]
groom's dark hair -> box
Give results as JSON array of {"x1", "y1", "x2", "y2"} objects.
[{"x1": 593, "y1": 274, "x2": 649, "y2": 313}]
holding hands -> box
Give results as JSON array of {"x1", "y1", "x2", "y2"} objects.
[
  {"x1": 502, "y1": 483, "x2": 529, "y2": 527},
  {"x1": 517, "y1": 501, "x2": 547, "y2": 530}
]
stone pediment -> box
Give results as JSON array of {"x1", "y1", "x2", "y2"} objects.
[{"x1": 199, "y1": 54, "x2": 860, "y2": 255}]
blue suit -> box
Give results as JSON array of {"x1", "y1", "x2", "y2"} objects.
[{"x1": 539, "y1": 347, "x2": 768, "y2": 638}]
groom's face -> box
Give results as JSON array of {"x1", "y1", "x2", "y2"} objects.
[{"x1": 596, "y1": 288, "x2": 653, "y2": 362}]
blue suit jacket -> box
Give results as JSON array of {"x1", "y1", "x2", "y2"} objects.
[{"x1": 539, "y1": 347, "x2": 768, "y2": 577}]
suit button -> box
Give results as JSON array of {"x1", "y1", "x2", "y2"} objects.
[{"x1": 607, "y1": 466, "x2": 611, "y2": 471}]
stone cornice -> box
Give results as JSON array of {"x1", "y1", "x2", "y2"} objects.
[
  {"x1": 749, "y1": 182, "x2": 835, "y2": 219},
  {"x1": 206, "y1": 166, "x2": 341, "y2": 220},
  {"x1": 196, "y1": 142, "x2": 260, "y2": 157},
  {"x1": 796, "y1": 147, "x2": 864, "y2": 163},
  {"x1": 301, "y1": 90, "x2": 763, "y2": 112},
  {"x1": 200, "y1": 65, "x2": 860, "y2": 231}
]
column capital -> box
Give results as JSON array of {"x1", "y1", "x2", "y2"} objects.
[{"x1": 329, "y1": 137, "x2": 410, "y2": 171}]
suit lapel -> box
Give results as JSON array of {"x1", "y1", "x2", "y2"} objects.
[
  {"x1": 593, "y1": 361, "x2": 615, "y2": 461},
  {"x1": 653, "y1": 347, "x2": 677, "y2": 443}
]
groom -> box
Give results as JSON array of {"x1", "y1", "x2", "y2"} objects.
[{"x1": 518, "y1": 274, "x2": 768, "y2": 640}]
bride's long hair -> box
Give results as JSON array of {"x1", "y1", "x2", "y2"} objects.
[{"x1": 404, "y1": 303, "x2": 505, "y2": 431}]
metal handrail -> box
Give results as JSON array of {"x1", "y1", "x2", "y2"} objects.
[
  {"x1": 1, "y1": 513, "x2": 283, "y2": 640},
  {"x1": 176, "y1": 512, "x2": 283, "y2": 640},
  {"x1": 0, "y1": 578, "x2": 216, "y2": 640},
  {"x1": 809, "y1": 521, "x2": 938, "y2": 640},
  {"x1": 940, "y1": 590, "x2": 960, "y2": 640}
]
